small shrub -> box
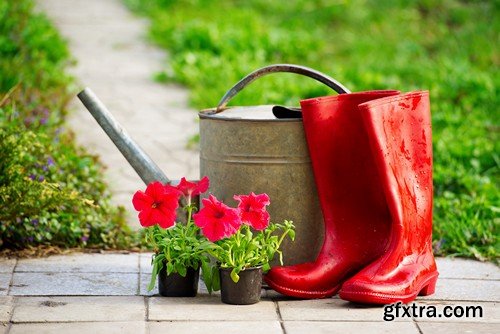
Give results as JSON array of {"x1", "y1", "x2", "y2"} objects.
[{"x1": 0, "y1": 0, "x2": 136, "y2": 251}]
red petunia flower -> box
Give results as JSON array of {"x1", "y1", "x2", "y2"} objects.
[
  {"x1": 176, "y1": 176, "x2": 209, "y2": 204},
  {"x1": 234, "y1": 192, "x2": 271, "y2": 231},
  {"x1": 132, "y1": 181, "x2": 181, "y2": 229},
  {"x1": 176, "y1": 176, "x2": 209, "y2": 197},
  {"x1": 193, "y1": 194, "x2": 241, "y2": 242}
]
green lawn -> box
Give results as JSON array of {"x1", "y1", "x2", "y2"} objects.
[
  {"x1": 125, "y1": 0, "x2": 499, "y2": 261},
  {"x1": 0, "y1": 0, "x2": 135, "y2": 252}
]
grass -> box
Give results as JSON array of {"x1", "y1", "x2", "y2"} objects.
[
  {"x1": 0, "y1": 0, "x2": 137, "y2": 252},
  {"x1": 125, "y1": 0, "x2": 499, "y2": 261}
]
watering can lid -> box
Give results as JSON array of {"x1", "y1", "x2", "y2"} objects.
[{"x1": 199, "y1": 105, "x2": 300, "y2": 121}]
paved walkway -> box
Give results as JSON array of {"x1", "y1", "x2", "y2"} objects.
[
  {"x1": 36, "y1": 0, "x2": 200, "y2": 227},
  {"x1": 0, "y1": 254, "x2": 498, "y2": 333}
]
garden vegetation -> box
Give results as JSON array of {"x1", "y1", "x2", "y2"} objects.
[{"x1": 0, "y1": 0, "x2": 136, "y2": 253}]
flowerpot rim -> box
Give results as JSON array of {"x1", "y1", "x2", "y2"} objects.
[
  {"x1": 218, "y1": 265, "x2": 263, "y2": 272},
  {"x1": 159, "y1": 259, "x2": 201, "y2": 266},
  {"x1": 157, "y1": 261, "x2": 201, "y2": 278}
]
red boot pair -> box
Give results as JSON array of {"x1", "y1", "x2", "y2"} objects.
[{"x1": 264, "y1": 91, "x2": 438, "y2": 304}]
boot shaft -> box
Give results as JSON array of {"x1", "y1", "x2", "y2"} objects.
[
  {"x1": 360, "y1": 91, "x2": 433, "y2": 251},
  {"x1": 299, "y1": 91, "x2": 399, "y2": 260}
]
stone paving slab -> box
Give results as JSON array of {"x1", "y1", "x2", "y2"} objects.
[
  {"x1": 139, "y1": 253, "x2": 152, "y2": 275},
  {"x1": 0, "y1": 274, "x2": 10, "y2": 296},
  {"x1": 0, "y1": 297, "x2": 13, "y2": 322},
  {"x1": 15, "y1": 253, "x2": 139, "y2": 273},
  {"x1": 148, "y1": 321, "x2": 283, "y2": 334},
  {"x1": 10, "y1": 272, "x2": 137, "y2": 296},
  {"x1": 420, "y1": 278, "x2": 499, "y2": 302},
  {"x1": 283, "y1": 321, "x2": 420, "y2": 334},
  {"x1": 436, "y1": 258, "x2": 500, "y2": 280},
  {"x1": 9, "y1": 322, "x2": 146, "y2": 334},
  {"x1": 11, "y1": 296, "x2": 145, "y2": 323},
  {"x1": 278, "y1": 298, "x2": 410, "y2": 322},
  {"x1": 0, "y1": 259, "x2": 16, "y2": 274},
  {"x1": 416, "y1": 322, "x2": 500, "y2": 334},
  {"x1": 148, "y1": 296, "x2": 279, "y2": 321}
]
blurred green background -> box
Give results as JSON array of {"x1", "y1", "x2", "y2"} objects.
[{"x1": 125, "y1": 0, "x2": 499, "y2": 261}]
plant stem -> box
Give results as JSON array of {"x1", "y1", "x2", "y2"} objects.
[
  {"x1": 186, "y1": 203, "x2": 193, "y2": 229},
  {"x1": 277, "y1": 226, "x2": 291, "y2": 249}
]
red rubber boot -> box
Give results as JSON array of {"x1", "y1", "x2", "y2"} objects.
[
  {"x1": 339, "y1": 91, "x2": 438, "y2": 304},
  {"x1": 264, "y1": 91, "x2": 399, "y2": 298}
]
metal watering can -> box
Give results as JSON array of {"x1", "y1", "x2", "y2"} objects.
[{"x1": 78, "y1": 64, "x2": 350, "y2": 266}]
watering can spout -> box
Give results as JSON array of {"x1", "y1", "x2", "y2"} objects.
[{"x1": 77, "y1": 88, "x2": 170, "y2": 186}]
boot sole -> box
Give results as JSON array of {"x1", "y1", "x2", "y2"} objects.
[
  {"x1": 338, "y1": 272, "x2": 439, "y2": 305},
  {"x1": 265, "y1": 277, "x2": 341, "y2": 299}
]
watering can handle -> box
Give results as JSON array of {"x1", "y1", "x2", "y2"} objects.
[{"x1": 215, "y1": 64, "x2": 351, "y2": 112}]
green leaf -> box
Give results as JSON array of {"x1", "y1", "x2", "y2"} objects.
[
  {"x1": 211, "y1": 266, "x2": 221, "y2": 291},
  {"x1": 148, "y1": 261, "x2": 161, "y2": 291},
  {"x1": 230, "y1": 268, "x2": 240, "y2": 283},
  {"x1": 177, "y1": 264, "x2": 187, "y2": 277},
  {"x1": 201, "y1": 261, "x2": 213, "y2": 294},
  {"x1": 192, "y1": 261, "x2": 199, "y2": 270},
  {"x1": 166, "y1": 261, "x2": 174, "y2": 275}
]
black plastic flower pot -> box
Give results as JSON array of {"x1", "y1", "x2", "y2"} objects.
[
  {"x1": 158, "y1": 265, "x2": 200, "y2": 297},
  {"x1": 219, "y1": 266, "x2": 262, "y2": 305}
]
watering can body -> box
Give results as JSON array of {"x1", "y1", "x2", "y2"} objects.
[{"x1": 200, "y1": 106, "x2": 323, "y2": 266}]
